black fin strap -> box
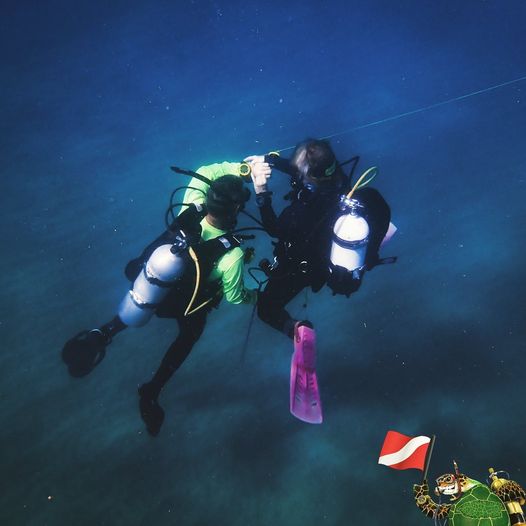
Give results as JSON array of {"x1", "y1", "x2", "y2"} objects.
[{"x1": 377, "y1": 256, "x2": 397, "y2": 265}]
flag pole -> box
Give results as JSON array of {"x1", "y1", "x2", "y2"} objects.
[{"x1": 422, "y1": 435, "x2": 436, "y2": 483}]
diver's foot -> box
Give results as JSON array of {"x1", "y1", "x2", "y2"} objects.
[
  {"x1": 296, "y1": 320, "x2": 313, "y2": 329},
  {"x1": 62, "y1": 329, "x2": 110, "y2": 378},
  {"x1": 284, "y1": 319, "x2": 314, "y2": 339},
  {"x1": 138, "y1": 383, "x2": 165, "y2": 437}
]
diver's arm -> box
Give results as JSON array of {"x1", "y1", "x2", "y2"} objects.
[
  {"x1": 245, "y1": 160, "x2": 281, "y2": 237},
  {"x1": 256, "y1": 193, "x2": 282, "y2": 238},
  {"x1": 218, "y1": 248, "x2": 257, "y2": 305},
  {"x1": 181, "y1": 162, "x2": 243, "y2": 208},
  {"x1": 264, "y1": 154, "x2": 296, "y2": 176},
  {"x1": 245, "y1": 153, "x2": 295, "y2": 178}
]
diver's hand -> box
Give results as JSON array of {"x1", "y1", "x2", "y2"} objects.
[
  {"x1": 243, "y1": 155, "x2": 265, "y2": 164},
  {"x1": 250, "y1": 161, "x2": 272, "y2": 194}
]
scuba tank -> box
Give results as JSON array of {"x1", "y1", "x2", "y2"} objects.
[
  {"x1": 259, "y1": 152, "x2": 395, "y2": 296},
  {"x1": 330, "y1": 197, "x2": 369, "y2": 271},
  {"x1": 327, "y1": 196, "x2": 370, "y2": 296},
  {"x1": 118, "y1": 231, "x2": 190, "y2": 327},
  {"x1": 118, "y1": 200, "x2": 246, "y2": 327}
]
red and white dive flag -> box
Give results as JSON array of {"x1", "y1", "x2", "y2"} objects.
[{"x1": 378, "y1": 430, "x2": 431, "y2": 471}]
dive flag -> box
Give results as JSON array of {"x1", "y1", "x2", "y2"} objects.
[{"x1": 378, "y1": 430, "x2": 431, "y2": 471}]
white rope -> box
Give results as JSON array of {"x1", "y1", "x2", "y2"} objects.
[{"x1": 275, "y1": 75, "x2": 526, "y2": 153}]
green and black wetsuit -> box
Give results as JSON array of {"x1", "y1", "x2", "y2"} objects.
[{"x1": 142, "y1": 162, "x2": 255, "y2": 399}]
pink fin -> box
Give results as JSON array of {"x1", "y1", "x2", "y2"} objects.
[
  {"x1": 290, "y1": 324, "x2": 323, "y2": 424},
  {"x1": 380, "y1": 222, "x2": 397, "y2": 248}
]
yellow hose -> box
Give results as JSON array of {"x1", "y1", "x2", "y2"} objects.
[
  {"x1": 346, "y1": 166, "x2": 378, "y2": 200},
  {"x1": 184, "y1": 247, "x2": 214, "y2": 316}
]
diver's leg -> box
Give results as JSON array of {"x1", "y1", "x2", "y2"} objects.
[
  {"x1": 257, "y1": 270, "x2": 309, "y2": 339},
  {"x1": 138, "y1": 310, "x2": 207, "y2": 435},
  {"x1": 98, "y1": 315, "x2": 127, "y2": 341},
  {"x1": 62, "y1": 315, "x2": 127, "y2": 377},
  {"x1": 144, "y1": 311, "x2": 207, "y2": 397}
]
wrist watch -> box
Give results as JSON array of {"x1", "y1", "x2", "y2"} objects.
[{"x1": 239, "y1": 162, "x2": 251, "y2": 180}]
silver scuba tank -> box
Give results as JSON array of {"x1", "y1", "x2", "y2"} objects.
[
  {"x1": 330, "y1": 196, "x2": 369, "y2": 272},
  {"x1": 118, "y1": 234, "x2": 188, "y2": 327}
]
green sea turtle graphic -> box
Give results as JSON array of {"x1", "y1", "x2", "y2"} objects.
[{"x1": 413, "y1": 462, "x2": 510, "y2": 526}]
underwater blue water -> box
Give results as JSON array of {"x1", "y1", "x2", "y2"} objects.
[{"x1": 1, "y1": 1, "x2": 526, "y2": 524}]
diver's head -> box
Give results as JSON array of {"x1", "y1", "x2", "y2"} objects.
[
  {"x1": 206, "y1": 175, "x2": 250, "y2": 230},
  {"x1": 291, "y1": 139, "x2": 343, "y2": 188}
]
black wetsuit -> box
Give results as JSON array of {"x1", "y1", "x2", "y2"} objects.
[
  {"x1": 256, "y1": 158, "x2": 391, "y2": 338},
  {"x1": 144, "y1": 291, "x2": 209, "y2": 399}
]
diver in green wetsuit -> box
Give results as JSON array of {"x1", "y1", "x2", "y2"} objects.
[{"x1": 62, "y1": 162, "x2": 256, "y2": 436}]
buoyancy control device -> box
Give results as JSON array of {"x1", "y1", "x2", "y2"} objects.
[{"x1": 118, "y1": 204, "x2": 241, "y2": 327}]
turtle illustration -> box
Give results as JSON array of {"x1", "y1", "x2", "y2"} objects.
[{"x1": 413, "y1": 461, "x2": 510, "y2": 526}]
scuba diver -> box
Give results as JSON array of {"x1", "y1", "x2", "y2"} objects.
[
  {"x1": 243, "y1": 139, "x2": 395, "y2": 423},
  {"x1": 244, "y1": 139, "x2": 395, "y2": 340},
  {"x1": 62, "y1": 162, "x2": 257, "y2": 436}
]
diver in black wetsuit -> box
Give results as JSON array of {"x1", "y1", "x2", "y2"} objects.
[{"x1": 245, "y1": 139, "x2": 392, "y2": 338}]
